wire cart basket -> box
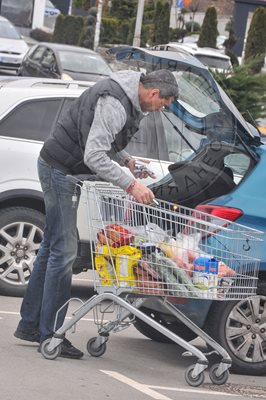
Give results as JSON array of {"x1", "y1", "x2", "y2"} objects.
[{"x1": 40, "y1": 181, "x2": 264, "y2": 387}]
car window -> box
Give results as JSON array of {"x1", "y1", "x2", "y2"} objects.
[
  {"x1": 195, "y1": 55, "x2": 231, "y2": 70},
  {"x1": 30, "y1": 46, "x2": 47, "y2": 62},
  {"x1": 58, "y1": 50, "x2": 112, "y2": 75},
  {"x1": 125, "y1": 112, "x2": 169, "y2": 160},
  {"x1": 224, "y1": 153, "x2": 251, "y2": 182},
  {"x1": 0, "y1": 98, "x2": 62, "y2": 141},
  {"x1": 41, "y1": 48, "x2": 57, "y2": 70}
]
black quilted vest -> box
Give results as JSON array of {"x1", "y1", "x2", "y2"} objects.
[{"x1": 40, "y1": 78, "x2": 143, "y2": 174}]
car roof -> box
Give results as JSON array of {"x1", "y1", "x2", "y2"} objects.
[
  {"x1": 0, "y1": 76, "x2": 94, "y2": 88},
  {"x1": 163, "y1": 43, "x2": 230, "y2": 60},
  {"x1": 33, "y1": 42, "x2": 98, "y2": 55},
  {"x1": 108, "y1": 45, "x2": 207, "y2": 71}
]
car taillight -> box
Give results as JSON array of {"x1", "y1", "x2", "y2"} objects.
[{"x1": 195, "y1": 204, "x2": 243, "y2": 222}]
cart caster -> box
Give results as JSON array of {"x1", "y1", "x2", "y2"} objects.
[
  {"x1": 40, "y1": 338, "x2": 61, "y2": 360},
  {"x1": 209, "y1": 363, "x2": 229, "y2": 385},
  {"x1": 87, "y1": 337, "x2": 107, "y2": 357},
  {"x1": 185, "y1": 364, "x2": 205, "y2": 387}
]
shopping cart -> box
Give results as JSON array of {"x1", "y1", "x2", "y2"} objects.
[{"x1": 40, "y1": 180, "x2": 264, "y2": 387}]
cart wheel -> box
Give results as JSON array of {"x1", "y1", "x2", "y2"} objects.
[
  {"x1": 185, "y1": 364, "x2": 205, "y2": 387},
  {"x1": 87, "y1": 337, "x2": 107, "y2": 357},
  {"x1": 209, "y1": 363, "x2": 229, "y2": 385},
  {"x1": 40, "y1": 338, "x2": 61, "y2": 360}
]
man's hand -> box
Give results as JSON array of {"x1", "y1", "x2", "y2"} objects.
[
  {"x1": 129, "y1": 181, "x2": 155, "y2": 204},
  {"x1": 126, "y1": 159, "x2": 156, "y2": 179}
]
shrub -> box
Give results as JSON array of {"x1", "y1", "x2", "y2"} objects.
[
  {"x1": 198, "y1": 6, "x2": 218, "y2": 48},
  {"x1": 30, "y1": 29, "x2": 52, "y2": 42}
]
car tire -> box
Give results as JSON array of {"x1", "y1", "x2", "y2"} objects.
[
  {"x1": 204, "y1": 282, "x2": 266, "y2": 375},
  {"x1": 134, "y1": 306, "x2": 197, "y2": 343},
  {"x1": 0, "y1": 207, "x2": 44, "y2": 297}
]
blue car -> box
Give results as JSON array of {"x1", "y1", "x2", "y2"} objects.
[{"x1": 109, "y1": 46, "x2": 266, "y2": 375}]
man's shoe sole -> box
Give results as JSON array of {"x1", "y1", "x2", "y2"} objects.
[{"x1": 60, "y1": 350, "x2": 84, "y2": 359}]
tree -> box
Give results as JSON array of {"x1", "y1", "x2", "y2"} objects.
[
  {"x1": 73, "y1": 0, "x2": 95, "y2": 10},
  {"x1": 214, "y1": 63, "x2": 266, "y2": 123},
  {"x1": 187, "y1": 0, "x2": 200, "y2": 33},
  {"x1": 52, "y1": 14, "x2": 84, "y2": 45},
  {"x1": 223, "y1": 17, "x2": 239, "y2": 67},
  {"x1": 244, "y1": 7, "x2": 266, "y2": 73},
  {"x1": 197, "y1": 6, "x2": 218, "y2": 48},
  {"x1": 153, "y1": 0, "x2": 171, "y2": 45},
  {"x1": 79, "y1": 8, "x2": 97, "y2": 49},
  {"x1": 109, "y1": 0, "x2": 137, "y2": 20}
]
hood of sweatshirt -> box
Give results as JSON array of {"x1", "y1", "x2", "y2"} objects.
[{"x1": 109, "y1": 70, "x2": 145, "y2": 115}]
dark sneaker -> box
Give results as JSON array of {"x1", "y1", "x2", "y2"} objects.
[
  {"x1": 14, "y1": 327, "x2": 40, "y2": 343},
  {"x1": 60, "y1": 338, "x2": 84, "y2": 359},
  {"x1": 38, "y1": 338, "x2": 84, "y2": 359}
]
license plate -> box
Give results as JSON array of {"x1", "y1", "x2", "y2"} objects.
[{"x1": 0, "y1": 57, "x2": 19, "y2": 64}]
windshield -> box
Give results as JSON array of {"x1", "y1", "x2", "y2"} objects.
[
  {"x1": 0, "y1": 20, "x2": 21, "y2": 39},
  {"x1": 58, "y1": 50, "x2": 112, "y2": 75}
]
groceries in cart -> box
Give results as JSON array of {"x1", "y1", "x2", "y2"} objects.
[{"x1": 94, "y1": 221, "x2": 236, "y2": 299}]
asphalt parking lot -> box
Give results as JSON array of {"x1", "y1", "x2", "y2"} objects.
[{"x1": 1, "y1": 274, "x2": 266, "y2": 400}]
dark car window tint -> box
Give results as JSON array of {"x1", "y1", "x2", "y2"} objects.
[
  {"x1": 31, "y1": 46, "x2": 46, "y2": 61},
  {"x1": 0, "y1": 98, "x2": 62, "y2": 141}
]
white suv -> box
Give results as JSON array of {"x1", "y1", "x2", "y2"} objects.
[{"x1": 0, "y1": 77, "x2": 176, "y2": 296}]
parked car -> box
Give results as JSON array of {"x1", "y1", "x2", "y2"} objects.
[
  {"x1": 17, "y1": 43, "x2": 113, "y2": 82},
  {"x1": 0, "y1": 45, "x2": 266, "y2": 376},
  {"x1": 151, "y1": 42, "x2": 233, "y2": 74},
  {"x1": 0, "y1": 16, "x2": 29, "y2": 71},
  {"x1": 45, "y1": 0, "x2": 60, "y2": 17},
  {"x1": 181, "y1": 34, "x2": 227, "y2": 51},
  {"x1": 107, "y1": 46, "x2": 266, "y2": 376}
]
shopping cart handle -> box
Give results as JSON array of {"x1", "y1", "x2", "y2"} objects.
[{"x1": 66, "y1": 174, "x2": 102, "y2": 183}]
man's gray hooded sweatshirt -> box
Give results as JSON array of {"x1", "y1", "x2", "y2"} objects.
[{"x1": 40, "y1": 70, "x2": 146, "y2": 190}]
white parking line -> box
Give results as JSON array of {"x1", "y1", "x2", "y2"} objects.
[
  {"x1": 101, "y1": 370, "x2": 173, "y2": 400},
  {"x1": 148, "y1": 385, "x2": 239, "y2": 396},
  {"x1": 100, "y1": 370, "x2": 239, "y2": 399},
  {"x1": 0, "y1": 311, "x2": 20, "y2": 315}
]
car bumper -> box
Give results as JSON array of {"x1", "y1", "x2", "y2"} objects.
[{"x1": 0, "y1": 55, "x2": 23, "y2": 70}]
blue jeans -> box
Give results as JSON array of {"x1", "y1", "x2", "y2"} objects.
[{"x1": 18, "y1": 157, "x2": 80, "y2": 341}]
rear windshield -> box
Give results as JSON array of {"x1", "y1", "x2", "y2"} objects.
[{"x1": 196, "y1": 55, "x2": 231, "y2": 70}]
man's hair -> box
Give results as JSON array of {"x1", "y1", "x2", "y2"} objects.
[{"x1": 140, "y1": 69, "x2": 179, "y2": 99}]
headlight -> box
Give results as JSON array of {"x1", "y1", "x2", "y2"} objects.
[{"x1": 61, "y1": 73, "x2": 73, "y2": 81}]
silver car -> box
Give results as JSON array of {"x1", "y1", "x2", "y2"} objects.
[{"x1": 0, "y1": 16, "x2": 29, "y2": 71}]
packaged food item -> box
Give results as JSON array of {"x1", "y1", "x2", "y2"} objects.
[
  {"x1": 134, "y1": 259, "x2": 166, "y2": 294},
  {"x1": 218, "y1": 261, "x2": 236, "y2": 277},
  {"x1": 193, "y1": 256, "x2": 219, "y2": 298},
  {"x1": 104, "y1": 224, "x2": 135, "y2": 247},
  {"x1": 137, "y1": 243, "x2": 157, "y2": 255},
  {"x1": 94, "y1": 244, "x2": 141, "y2": 287},
  {"x1": 115, "y1": 245, "x2": 141, "y2": 287},
  {"x1": 94, "y1": 245, "x2": 116, "y2": 286}
]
